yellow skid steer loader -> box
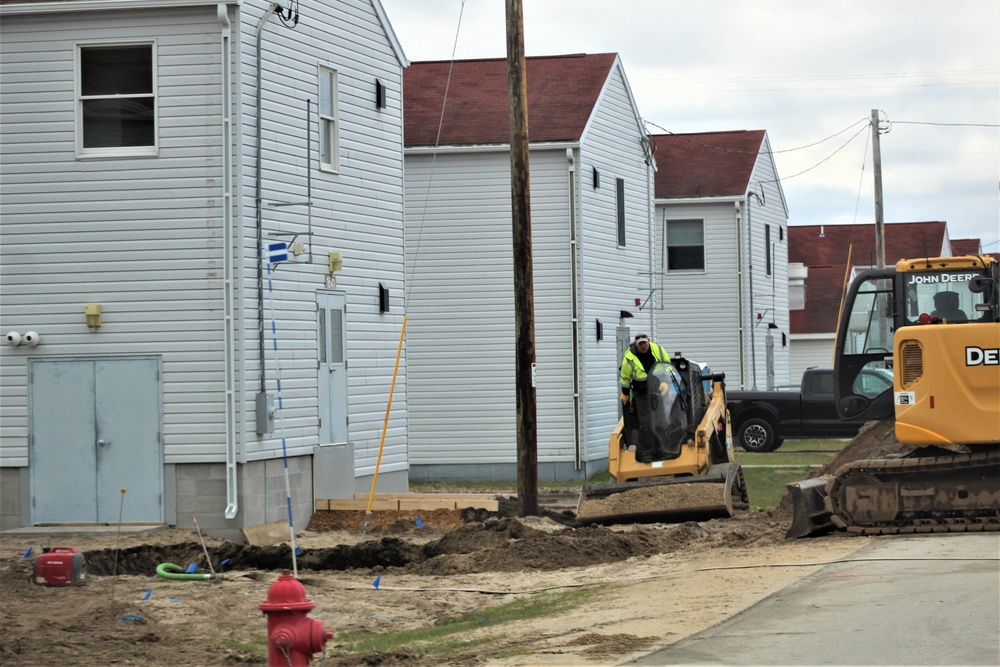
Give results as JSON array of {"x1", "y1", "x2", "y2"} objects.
[{"x1": 577, "y1": 357, "x2": 749, "y2": 524}]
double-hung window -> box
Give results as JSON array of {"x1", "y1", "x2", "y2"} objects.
[
  {"x1": 666, "y1": 219, "x2": 705, "y2": 271},
  {"x1": 77, "y1": 42, "x2": 156, "y2": 157},
  {"x1": 319, "y1": 66, "x2": 340, "y2": 172}
]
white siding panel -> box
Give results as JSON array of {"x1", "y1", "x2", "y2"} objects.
[
  {"x1": 1, "y1": 6, "x2": 229, "y2": 464},
  {"x1": 236, "y1": 0, "x2": 407, "y2": 472},
  {"x1": 405, "y1": 149, "x2": 577, "y2": 465},
  {"x1": 578, "y1": 62, "x2": 654, "y2": 465}
]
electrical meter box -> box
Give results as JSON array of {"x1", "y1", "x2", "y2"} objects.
[{"x1": 256, "y1": 392, "x2": 274, "y2": 434}]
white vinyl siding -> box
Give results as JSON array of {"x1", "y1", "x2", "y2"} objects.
[
  {"x1": 1, "y1": 5, "x2": 228, "y2": 465},
  {"x1": 237, "y1": 0, "x2": 407, "y2": 472},
  {"x1": 1, "y1": 0, "x2": 408, "y2": 480},
  {"x1": 404, "y1": 149, "x2": 575, "y2": 465},
  {"x1": 577, "y1": 61, "x2": 653, "y2": 464}
]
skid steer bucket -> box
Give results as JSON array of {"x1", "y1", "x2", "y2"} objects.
[
  {"x1": 576, "y1": 462, "x2": 748, "y2": 525},
  {"x1": 785, "y1": 476, "x2": 834, "y2": 538}
]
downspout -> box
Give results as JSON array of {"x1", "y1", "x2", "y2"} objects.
[
  {"x1": 645, "y1": 147, "x2": 655, "y2": 339},
  {"x1": 218, "y1": 3, "x2": 238, "y2": 520},
  {"x1": 566, "y1": 148, "x2": 582, "y2": 469},
  {"x1": 255, "y1": 4, "x2": 279, "y2": 399},
  {"x1": 747, "y1": 191, "x2": 757, "y2": 390},
  {"x1": 734, "y1": 200, "x2": 745, "y2": 389}
]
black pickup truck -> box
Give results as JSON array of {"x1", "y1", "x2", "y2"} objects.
[{"x1": 727, "y1": 367, "x2": 893, "y2": 452}]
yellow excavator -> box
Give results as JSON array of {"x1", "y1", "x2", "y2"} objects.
[
  {"x1": 577, "y1": 356, "x2": 749, "y2": 524},
  {"x1": 787, "y1": 254, "x2": 1000, "y2": 537}
]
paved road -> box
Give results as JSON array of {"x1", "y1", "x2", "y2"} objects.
[{"x1": 630, "y1": 532, "x2": 1000, "y2": 666}]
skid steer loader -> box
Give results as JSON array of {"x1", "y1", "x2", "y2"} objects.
[{"x1": 577, "y1": 356, "x2": 749, "y2": 524}]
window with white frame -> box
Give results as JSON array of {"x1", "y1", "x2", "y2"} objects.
[
  {"x1": 77, "y1": 42, "x2": 155, "y2": 156},
  {"x1": 666, "y1": 219, "x2": 705, "y2": 271},
  {"x1": 616, "y1": 178, "x2": 626, "y2": 246},
  {"x1": 319, "y1": 66, "x2": 340, "y2": 171},
  {"x1": 765, "y1": 224, "x2": 773, "y2": 276}
]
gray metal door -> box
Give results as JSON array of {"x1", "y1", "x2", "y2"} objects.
[
  {"x1": 30, "y1": 358, "x2": 162, "y2": 524},
  {"x1": 317, "y1": 292, "x2": 348, "y2": 444}
]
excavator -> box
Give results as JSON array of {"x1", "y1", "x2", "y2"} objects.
[
  {"x1": 787, "y1": 254, "x2": 1000, "y2": 537},
  {"x1": 577, "y1": 356, "x2": 749, "y2": 524}
]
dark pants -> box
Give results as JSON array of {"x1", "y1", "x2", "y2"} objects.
[{"x1": 630, "y1": 381, "x2": 656, "y2": 462}]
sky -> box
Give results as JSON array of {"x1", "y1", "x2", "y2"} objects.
[{"x1": 379, "y1": 0, "x2": 1000, "y2": 253}]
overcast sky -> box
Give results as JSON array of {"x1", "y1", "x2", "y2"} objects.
[{"x1": 379, "y1": 0, "x2": 999, "y2": 252}]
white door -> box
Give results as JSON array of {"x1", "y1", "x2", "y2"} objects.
[
  {"x1": 30, "y1": 357, "x2": 163, "y2": 524},
  {"x1": 317, "y1": 291, "x2": 348, "y2": 444}
]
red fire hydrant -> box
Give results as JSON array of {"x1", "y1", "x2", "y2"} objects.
[{"x1": 259, "y1": 570, "x2": 334, "y2": 666}]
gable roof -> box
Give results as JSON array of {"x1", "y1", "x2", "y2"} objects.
[
  {"x1": 788, "y1": 221, "x2": 949, "y2": 335},
  {"x1": 403, "y1": 53, "x2": 619, "y2": 147},
  {"x1": 950, "y1": 238, "x2": 982, "y2": 255},
  {"x1": 648, "y1": 130, "x2": 766, "y2": 199},
  {"x1": 788, "y1": 221, "x2": 948, "y2": 269}
]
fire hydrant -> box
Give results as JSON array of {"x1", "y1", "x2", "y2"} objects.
[{"x1": 260, "y1": 570, "x2": 333, "y2": 666}]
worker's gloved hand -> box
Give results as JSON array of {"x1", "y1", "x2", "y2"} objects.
[
  {"x1": 658, "y1": 382, "x2": 669, "y2": 396},
  {"x1": 620, "y1": 393, "x2": 629, "y2": 404}
]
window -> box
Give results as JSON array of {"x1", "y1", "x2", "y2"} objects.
[
  {"x1": 616, "y1": 178, "x2": 625, "y2": 246},
  {"x1": 765, "y1": 224, "x2": 772, "y2": 276},
  {"x1": 319, "y1": 66, "x2": 339, "y2": 171},
  {"x1": 77, "y1": 43, "x2": 155, "y2": 156},
  {"x1": 666, "y1": 219, "x2": 705, "y2": 271},
  {"x1": 375, "y1": 79, "x2": 386, "y2": 109}
]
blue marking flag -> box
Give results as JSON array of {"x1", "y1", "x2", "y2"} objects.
[
  {"x1": 415, "y1": 517, "x2": 424, "y2": 529},
  {"x1": 185, "y1": 563, "x2": 197, "y2": 573},
  {"x1": 295, "y1": 546, "x2": 301, "y2": 556},
  {"x1": 220, "y1": 559, "x2": 230, "y2": 570},
  {"x1": 372, "y1": 574, "x2": 381, "y2": 590},
  {"x1": 267, "y1": 241, "x2": 289, "y2": 264},
  {"x1": 142, "y1": 590, "x2": 152, "y2": 600},
  {"x1": 21, "y1": 546, "x2": 32, "y2": 559}
]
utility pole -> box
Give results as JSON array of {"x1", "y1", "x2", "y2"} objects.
[
  {"x1": 871, "y1": 109, "x2": 885, "y2": 269},
  {"x1": 505, "y1": 0, "x2": 538, "y2": 517}
]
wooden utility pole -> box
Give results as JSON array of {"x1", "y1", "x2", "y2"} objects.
[
  {"x1": 505, "y1": 0, "x2": 538, "y2": 517},
  {"x1": 871, "y1": 109, "x2": 886, "y2": 269}
]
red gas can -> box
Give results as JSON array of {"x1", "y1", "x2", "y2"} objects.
[{"x1": 33, "y1": 547, "x2": 87, "y2": 586}]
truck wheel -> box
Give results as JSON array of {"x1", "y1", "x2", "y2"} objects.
[
  {"x1": 737, "y1": 418, "x2": 776, "y2": 452},
  {"x1": 769, "y1": 437, "x2": 784, "y2": 452}
]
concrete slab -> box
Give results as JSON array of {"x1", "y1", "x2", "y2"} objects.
[{"x1": 630, "y1": 532, "x2": 1000, "y2": 666}]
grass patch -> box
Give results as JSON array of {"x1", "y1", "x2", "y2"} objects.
[
  {"x1": 740, "y1": 465, "x2": 818, "y2": 511},
  {"x1": 334, "y1": 587, "x2": 597, "y2": 658}
]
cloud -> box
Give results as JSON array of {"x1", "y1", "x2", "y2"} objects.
[{"x1": 380, "y1": 0, "x2": 999, "y2": 249}]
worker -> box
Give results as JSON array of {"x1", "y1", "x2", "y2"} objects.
[{"x1": 619, "y1": 333, "x2": 671, "y2": 463}]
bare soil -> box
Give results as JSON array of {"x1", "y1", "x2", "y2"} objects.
[{"x1": 0, "y1": 421, "x2": 905, "y2": 667}]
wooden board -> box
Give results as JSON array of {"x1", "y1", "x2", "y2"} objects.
[
  {"x1": 240, "y1": 519, "x2": 291, "y2": 546},
  {"x1": 313, "y1": 493, "x2": 499, "y2": 512}
]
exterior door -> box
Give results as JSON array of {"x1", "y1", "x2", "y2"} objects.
[
  {"x1": 30, "y1": 357, "x2": 162, "y2": 524},
  {"x1": 317, "y1": 291, "x2": 348, "y2": 444}
]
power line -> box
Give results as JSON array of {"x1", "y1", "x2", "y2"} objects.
[{"x1": 892, "y1": 120, "x2": 1000, "y2": 128}]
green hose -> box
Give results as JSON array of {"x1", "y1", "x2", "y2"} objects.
[{"x1": 156, "y1": 562, "x2": 216, "y2": 581}]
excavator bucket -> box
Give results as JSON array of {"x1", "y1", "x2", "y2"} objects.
[
  {"x1": 785, "y1": 476, "x2": 834, "y2": 538},
  {"x1": 576, "y1": 462, "x2": 748, "y2": 525}
]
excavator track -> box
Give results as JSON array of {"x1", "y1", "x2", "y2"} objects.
[{"x1": 825, "y1": 448, "x2": 1000, "y2": 535}]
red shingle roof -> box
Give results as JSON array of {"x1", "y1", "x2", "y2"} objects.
[
  {"x1": 403, "y1": 53, "x2": 619, "y2": 147},
  {"x1": 788, "y1": 222, "x2": 947, "y2": 269},
  {"x1": 788, "y1": 221, "x2": 949, "y2": 335},
  {"x1": 790, "y1": 264, "x2": 852, "y2": 335},
  {"x1": 648, "y1": 130, "x2": 766, "y2": 199},
  {"x1": 950, "y1": 238, "x2": 982, "y2": 255}
]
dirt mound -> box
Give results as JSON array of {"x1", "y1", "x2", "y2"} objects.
[{"x1": 816, "y1": 418, "x2": 906, "y2": 476}]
